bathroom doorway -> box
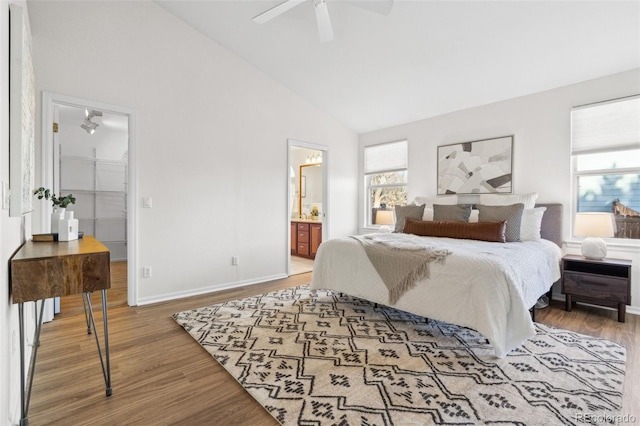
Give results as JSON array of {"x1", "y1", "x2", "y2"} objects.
[{"x1": 287, "y1": 140, "x2": 328, "y2": 276}]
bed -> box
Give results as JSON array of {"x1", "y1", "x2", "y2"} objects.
[{"x1": 310, "y1": 203, "x2": 564, "y2": 358}]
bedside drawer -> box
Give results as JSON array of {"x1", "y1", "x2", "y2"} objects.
[
  {"x1": 297, "y1": 223, "x2": 309, "y2": 231},
  {"x1": 563, "y1": 272, "x2": 628, "y2": 303}
]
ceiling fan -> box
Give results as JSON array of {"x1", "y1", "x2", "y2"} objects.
[{"x1": 252, "y1": 0, "x2": 394, "y2": 43}]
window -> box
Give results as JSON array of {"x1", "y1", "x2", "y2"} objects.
[
  {"x1": 571, "y1": 95, "x2": 640, "y2": 239},
  {"x1": 364, "y1": 140, "x2": 408, "y2": 227}
]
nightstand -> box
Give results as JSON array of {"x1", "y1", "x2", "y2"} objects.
[{"x1": 561, "y1": 254, "x2": 632, "y2": 322}]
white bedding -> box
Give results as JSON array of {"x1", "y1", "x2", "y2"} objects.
[{"x1": 310, "y1": 233, "x2": 563, "y2": 358}]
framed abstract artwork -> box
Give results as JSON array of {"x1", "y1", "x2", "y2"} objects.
[
  {"x1": 9, "y1": 4, "x2": 36, "y2": 216},
  {"x1": 437, "y1": 136, "x2": 513, "y2": 195}
]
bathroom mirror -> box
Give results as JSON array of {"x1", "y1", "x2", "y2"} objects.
[{"x1": 299, "y1": 164, "x2": 322, "y2": 217}]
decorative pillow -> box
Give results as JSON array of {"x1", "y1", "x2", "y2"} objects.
[
  {"x1": 415, "y1": 195, "x2": 457, "y2": 207},
  {"x1": 468, "y1": 209, "x2": 479, "y2": 223},
  {"x1": 433, "y1": 204, "x2": 472, "y2": 222},
  {"x1": 479, "y1": 192, "x2": 538, "y2": 209},
  {"x1": 394, "y1": 204, "x2": 425, "y2": 232},
  {"x1": 477, "y1": 203, "x2": 525, "y2": 242},
  {"x1": 403, "y1": 218, "x2": 507, "y2": 243},
  {"x1": 422, "y1": 208, "x2": 434, "y2": 221},
  {"x1": 520, "y1": 207, "x2": 546, "y2": 241}
]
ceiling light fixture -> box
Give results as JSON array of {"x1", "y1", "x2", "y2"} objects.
[
  {"x1": 81, "y1": 110, "x2": 103, "y2": 134},
  {"x1": 305, "y1": 153, "x2": 322, "y2": 164},
  {"x1": 81, "y1": 119, "x2": 98, "y2": 135},
  {"x1": 86, "y1": 110, "x2": 103, "y2": 120}
]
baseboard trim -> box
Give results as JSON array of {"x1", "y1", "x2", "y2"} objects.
[{"x1": 135, "y1": 273, "x2": 289, "y2": 306}]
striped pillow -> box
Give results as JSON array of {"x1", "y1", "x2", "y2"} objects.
[{"x1": 403, "y1": 219, "x2": 507, "y2": 243}]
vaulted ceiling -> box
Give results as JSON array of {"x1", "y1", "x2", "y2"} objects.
[{"x1": 156, "y1": 1, "x2": 640, "y2": 133}]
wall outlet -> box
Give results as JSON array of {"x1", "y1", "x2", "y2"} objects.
[
  {"x1": 142, "y1": 266, "x2": 152, "y2": 278},
  {"x1": 232, "y1": 256, "x2": 239, "y2": 266},
  {"x1": 143, "y1": 196, "x2": 152, "y2": 208}
]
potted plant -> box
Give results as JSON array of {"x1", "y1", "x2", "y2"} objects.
[
  {"x1": 33, "y1": 187, "x2": 76, "y2": 209},
  {"x1": 33, "y1": 187, "x2": 76, "y2": 233},
  {"x1": 310, "y1": 206, "x2": 320, "y2": 220}
]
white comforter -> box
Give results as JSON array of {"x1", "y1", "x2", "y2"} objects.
[{"x1": 310, "y1": 233, "x2": 563, "y2": 358}]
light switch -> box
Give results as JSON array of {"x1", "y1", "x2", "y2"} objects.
[{"x1": 143, "y1": 196, "x2": 152, "y2": 208}]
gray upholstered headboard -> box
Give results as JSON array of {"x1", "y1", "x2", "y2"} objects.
[{"x1": 536, "y1": 203, "x2": 563, "y2": 247}]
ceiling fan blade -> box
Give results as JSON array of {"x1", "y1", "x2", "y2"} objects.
[
  {"x1": 253, "y1": 0, "x2": 307, "y2": 24},
  {"x1": 314, "y1": 0, "x2": 334, "y2": 42},
  {"x1": 346, "y1": 0, "x2": 394, "y2": 16}
]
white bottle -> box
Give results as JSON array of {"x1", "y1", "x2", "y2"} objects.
[
  {"x1": 50, "y1": 208, "x2": 66, "y2": 234},
  {"x1": 58, "y1": 211, "x2": 79, "y2": 241}
]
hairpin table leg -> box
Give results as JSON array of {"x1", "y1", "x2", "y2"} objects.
[
  {"x1": 82, "y1": 295, "x2": 92, "y2": 335},
  {"x1": 19, "y1": 300, "x2": 46, "y2": 426},
  {"x1": 84, "y1": 291, "x2": 113, "y2": 397}
]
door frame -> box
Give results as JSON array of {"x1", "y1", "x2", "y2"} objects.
[
  {"x1": 287, "y1": 139, "x2": 329, "y2": 276},
  {"x1": 41, "y1": 91, "x2": 138, "y2": 306}
]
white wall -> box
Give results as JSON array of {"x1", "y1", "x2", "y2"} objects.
[
  {"x1": 28, "y1": 1, "x2": 359, "y2": 305},
  {"x1": 359, "y1": 69, "x2": 640, "y2": 313},
  {"x1": 2, "y1": 1, "x2": 37, "y2": 423}
]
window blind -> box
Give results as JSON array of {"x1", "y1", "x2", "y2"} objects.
[
  {"x1": 571, "y1": 95, "x2": 640, "y2": 155},
  {"x1": 364, "y1": 140, "x2": 408, "y2": 174}
]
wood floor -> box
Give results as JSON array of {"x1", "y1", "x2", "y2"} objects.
[
  {"x1": 290, "y1": 255, "x2": 314, "y2": 275},
  {"x1": 27, "y1": 275, "x2": 639, "y2": 425}
]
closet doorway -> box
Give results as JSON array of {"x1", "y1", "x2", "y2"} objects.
[{"x1": 42, "y1": 93, "x2": 138, "y2": 314}]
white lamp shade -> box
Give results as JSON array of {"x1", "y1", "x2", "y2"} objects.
[
  {"x1": 375, "y1": 210, "x2": 394, "y2": 225},
  {"x1": 574, "y1": 212, "x2": 616, "y2": 238},
  {"x1": 574, "y1": 212, "x2": 616, "y2": 260}
]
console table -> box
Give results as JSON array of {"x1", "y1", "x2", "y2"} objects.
[{"x1": 10, "y1": 236, "x2": 113, "y2": 426}]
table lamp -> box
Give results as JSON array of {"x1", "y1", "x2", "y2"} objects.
[
  {"x1": 574, "y1": 212, "x2": 616, "y2": 260},
  {"x1": 375, "y1": 210, "x2": 394, "y2": 233},
  {"x1": 375, "y1": 210, "x2": 394, "y2": 225}
]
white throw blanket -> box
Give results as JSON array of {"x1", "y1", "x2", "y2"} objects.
[
  {"x1": 350, "y1": 234, "x2": 450, "y2": 304},
  {"x1": 311, "y1": 233, "x2": 563, "y2": 357}
]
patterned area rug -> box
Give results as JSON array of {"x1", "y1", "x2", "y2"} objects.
[{"x1": 173, "y1": 286, "x2": 626, "y2": 425}]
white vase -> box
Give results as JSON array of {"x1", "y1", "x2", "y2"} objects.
[
  {"x1": 58, "y1": 210, "x2": 79, "y2": 241},
  {"x1": 50, "y1": 207, "x2": 66, "y2": 233}
]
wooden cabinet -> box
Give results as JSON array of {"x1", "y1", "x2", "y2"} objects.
[
  {"x1": 291, "y1": 221, "x2": 322, "y2": 259},
  {"x1": 561, "y1": 254, "x2": 632, "y2": 322},
  {"x1": 310, "y1": 223, "x2": 322, "y2": 257},
  {"x1": 297, "y1": 223, "x2": 310, "y2": 257}
]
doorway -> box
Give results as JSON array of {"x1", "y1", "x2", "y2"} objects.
[
  {"x1": 42, "y1": 92, "x2": 137, "y2": 312},
  {"x1": 287, "y1": 140, "x2": 329, "y2": 276}
]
